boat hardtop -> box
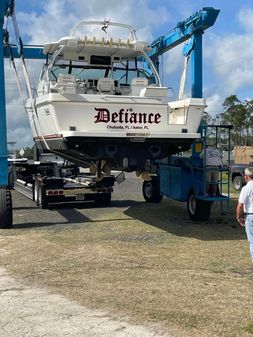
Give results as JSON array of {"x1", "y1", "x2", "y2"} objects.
[{"x1": 43, "y1": 20, "x2": 150, "y2": 61}]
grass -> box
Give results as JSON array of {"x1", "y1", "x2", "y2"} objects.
[
  {"x1": 0, "y1": 188, "x2": 253, "y2": 337},
  {"x1": 244, "y1": 323, "x2": 253, "y2": 334},
  {"x1": 219, "y1": 171, "x2": 238, "y2": 195}
]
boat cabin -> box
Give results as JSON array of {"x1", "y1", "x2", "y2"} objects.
[{"x1": 37, "y1": 30, "x2": 167, "y2": 99}]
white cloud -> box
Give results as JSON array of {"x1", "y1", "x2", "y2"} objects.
[
  {"x1": 17, "y1": 5, "x2": 78, "y2": 44},
  {"x1": 238, "y1": 8, "x2": 253, "y2": 32},
  {"x1": 205, "y1": 94, "x2": 224, "y2": 117},
  {"x1": 17, "y1": 0, "x2": 170, "y2": 44},
  {"x1": 163, "y1": 45, "x2": 183, "y2": 76},
  {"x1": 5, "y1": 59, "x2": 41, "y2": 148},
  {"x1": 205, "y1": 8, "x2": 253, "y2": 96},
  {"x1": 67, "y1": 0, "x2": 171, "y2": 41}
]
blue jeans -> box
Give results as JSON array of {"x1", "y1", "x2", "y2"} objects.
[{"x1": 245, "y1": 215, "x2": 253, "y2": 261}]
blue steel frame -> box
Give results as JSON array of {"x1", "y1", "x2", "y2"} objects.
[
  {"x1": 0, "y1": 4, "x2": 219, "y2": 188},
  {"x1": 0, "y1": 1, "x2": 9, "y2": 186},
  {"x1": 149, "y1": 7, "x2": 219, "y2": 98}
]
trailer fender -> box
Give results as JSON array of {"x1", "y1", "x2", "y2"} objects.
[
  {"x1": 35, "y1": 182, "x2": 48, "y2": 209},
  {"x1": 34, "y1": 181, "x2": 40, "y2": 206}
]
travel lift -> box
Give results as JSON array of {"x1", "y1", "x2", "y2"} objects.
[
  {"x1": 0, "y1": 2, "x2": 220, "y2": 227},
  {"x1": 142, "y1": 124, "x2": 232, "y2": 221}
]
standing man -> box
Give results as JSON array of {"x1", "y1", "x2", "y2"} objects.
[
  {"x1": 200, "y1": 143, "x2": 222, "y2": 195},
  {"x1": 236, "y1": 167, "x2": 253, "y2": 264}
]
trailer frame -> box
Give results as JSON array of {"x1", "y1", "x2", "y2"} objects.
[{"x1": 8, "y1": 158, "x2": 118, "y2": 210}]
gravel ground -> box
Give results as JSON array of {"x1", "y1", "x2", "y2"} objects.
[{"x1": 0, "y1": 268, "x2": 171, "y2": 337}]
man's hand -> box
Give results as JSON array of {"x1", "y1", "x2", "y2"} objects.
[
  {"x1": 237, "y1": 216, "x2": 245, "y2": 226},
  {"x1": 236, "y1": 202, "x2": 245, "y2": 226}
]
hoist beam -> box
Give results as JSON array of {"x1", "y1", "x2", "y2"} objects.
[
  {"x1": 148, "y1": 7, "x2": 219, "y2": 98},
  {"x1": 149, "y1": 7, "x2": 219, "y2": 58},
  {"x1": 191, "y1": 33, "x2": 202, "y2": 98},
  {"x1": 0, "y1": 0, "x2": 10, "y2": 186},
  {"x1": 4, "y1": 45, "x2": 45, "y2": 59}
]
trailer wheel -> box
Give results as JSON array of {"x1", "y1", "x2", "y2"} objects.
[
  {"x1": 0, "y1": 188, "x2": 13, "y2": 229},
  {"x1": 187, "y1": 190, "x2": 211, "y2": 221},
  {"x1": 38, "y1": 185, "x2": 48, "y2": 209},
  {"x1": 8, "y1": 169, "x2": 14, "y2": 189},
  {"x1": 142, "y1": 176, "x2": 163, "y2": 203},
  {"x1": 95, "y1": 193, "x2": 111, "y2": 206},
  {"x1": 233, "y1": 175, "x2": 244, "y2": 191}
]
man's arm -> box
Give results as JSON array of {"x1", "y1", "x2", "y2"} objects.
[{"x1": 236, "y1": 202, "x2": 245, "y2": 226}]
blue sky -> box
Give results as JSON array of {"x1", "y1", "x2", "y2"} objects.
[{"x1": 4, "y1": 0, "x2": 253, "y2": 148}]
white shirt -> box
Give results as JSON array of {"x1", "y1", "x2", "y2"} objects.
[
  {"x1": 239, "y1": 180, "x2": 253, "y2": 213},
  {"x1": 200, "y1": 146, "x2": 222, "y2": 166}
]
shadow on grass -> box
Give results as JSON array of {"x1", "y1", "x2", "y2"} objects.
[
  {"x1": 54, "y1": 199, "x2": 139, "y2": 209},
  {"x1": 12, "y1": 222, "x2": 68, "y2": 229},
  {"x1": 12, "y1": 186, "x2": 244, "y2": 241},
  {"x1": 124, "y1": 198, "x2": 246, "y2": 241},
  {"x1": 13, "y1": 200, "x2": 139, "y2": 229}
]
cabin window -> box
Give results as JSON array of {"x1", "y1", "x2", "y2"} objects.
[
  {"x1": 48, "y1": 58, "x2": 156, "y2": 90},
  {"x1": 49, "y1": 64, "x2": 108, "y2": 82},
  {"x1": 110, "y1": 60, "x2": 153, "y2": 87},
  {"x1": 90, "y1": 55, "x2": 111, "y2": 65}
]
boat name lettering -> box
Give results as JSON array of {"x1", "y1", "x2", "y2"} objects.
[{"x1": 94, "y1": 108, "x2": 161, "y2": 124}]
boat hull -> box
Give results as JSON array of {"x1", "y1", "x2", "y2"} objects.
[
  {"x1": 27, "y1": 93, "x2": 205, "y2": 170},
  {"x1": 34, "y1": 135, "x2": 196, "y2": 170}
]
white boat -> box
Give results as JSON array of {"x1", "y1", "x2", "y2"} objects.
[{"x1": 26, "y1": 20, "x2": 206, "y2": 174}]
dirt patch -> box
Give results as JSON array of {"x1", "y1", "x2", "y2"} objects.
[{"x1": 0, "y1": 175, "x2": 253, "y2": 337}]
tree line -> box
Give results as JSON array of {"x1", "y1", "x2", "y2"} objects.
[{"x1": 205, "y1": 95, "x2": 253, "y2": 146}]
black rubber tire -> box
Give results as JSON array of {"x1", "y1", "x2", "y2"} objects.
[
  {"x1": 233, "y1": 175, "x2": 244, "y2": 191},
  {"x1": 142, "y1": 176, "x2": 163, "y2": 203},
  {"x1": 187, "y1": 190, "x2": 212, "y2": 221},
  {"x1": 8, "y1": 169, "x2": 14, "y2": 189},
  {"x1": 38, "y1": 185, "x2": 48, "y2": 209},
  {"x1": 95, "y1": 193, "x2": 111, "y2": 206},
  {"x1": 0, "y1": 188, "x2": 13, "y2": 229}
]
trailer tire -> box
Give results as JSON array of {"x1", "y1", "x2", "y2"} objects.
[
  {"x1": 142, "y1": 176, "x2": 163, "y2": 203},
  {"x1": 187, "y1": 190, "x2": 211, "y2": 221},
  {"x1": 8, "y1": 170, "x2": 14, "y2": 189},
  {"x1": 233, "y1": 175, "x2": 244, "y2": 191},
  {"x1": 0, "y1": 188, "x2": 13, "y2": 229},
  {"x1": 95, "y1": 193, "x2": 111, "y2": 206},
  {"x1": 38, "y1": 185, "x2": 48, "y2": 209}
]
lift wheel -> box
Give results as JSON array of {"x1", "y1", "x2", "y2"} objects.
[
  {"x1": 0, "y1": 187, "x2": 13, "y2": 228},
  {"x1": 142, "y1": 176, "x2": 163, "y2": 203}
]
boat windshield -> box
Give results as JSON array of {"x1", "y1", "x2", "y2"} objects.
[{"x1": 49, "y1": 59, "x2": 156, "y2": 86}]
